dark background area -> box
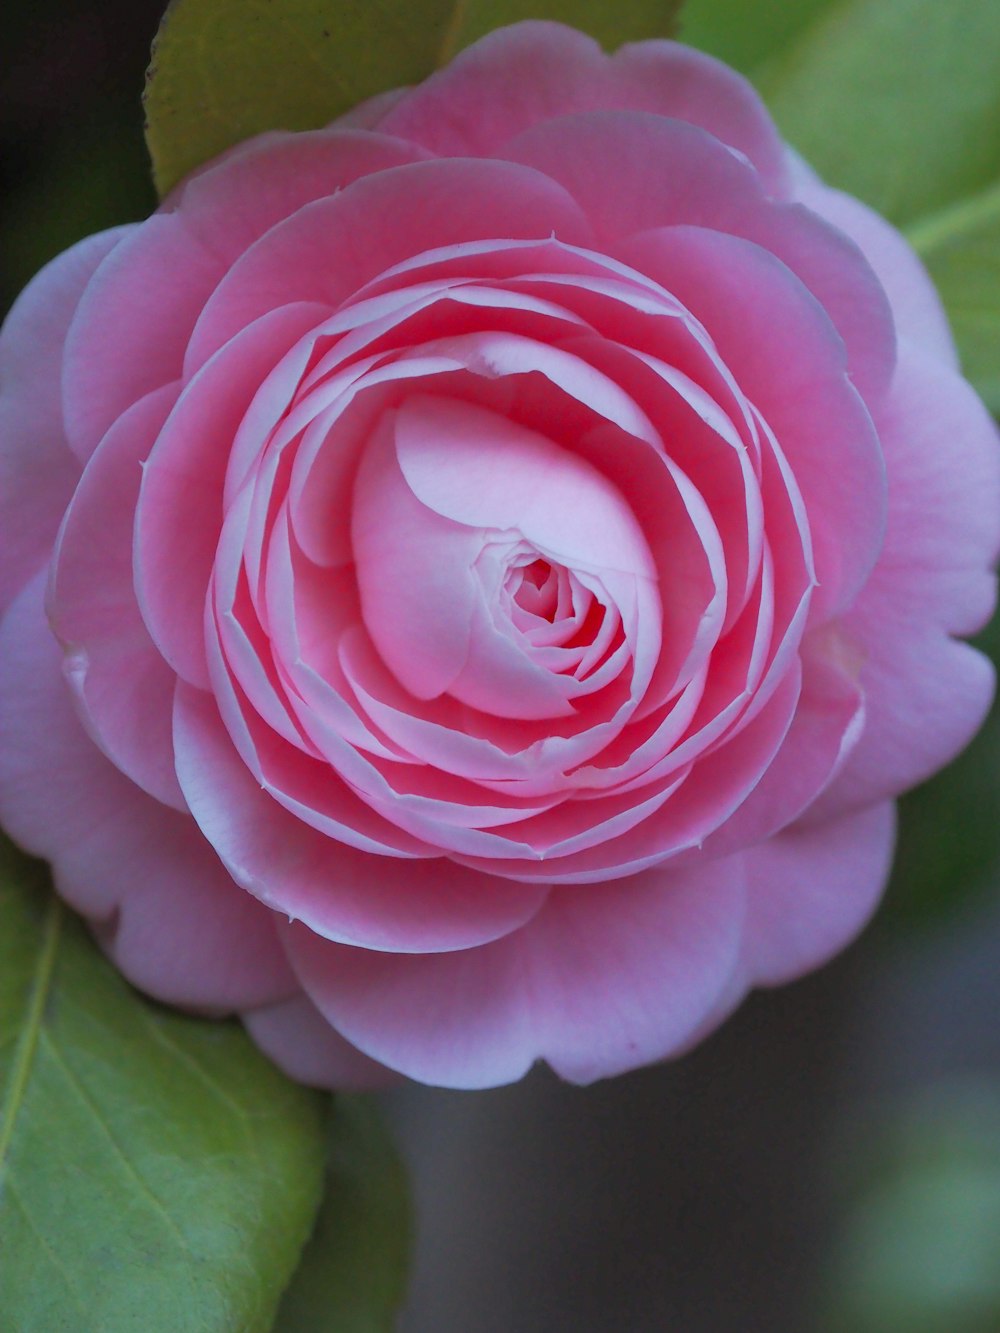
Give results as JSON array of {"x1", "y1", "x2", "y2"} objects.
[{"x1": 5, "y1": 3, "x2": 1000, "y2": 1329}]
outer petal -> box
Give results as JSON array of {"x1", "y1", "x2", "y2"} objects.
[
  {"x1": 135, "y1": 302, "x2": 327, "y2": 690},
  {"x1": 244, "y1": 993, "x2": 399, "y2": 1090},
  {"x1": 377, "y1": 21, "x2": 788, "y2": 190},
  {"x1": 796, "y1": 181, "x2": 959, "y2": 370},
  {"x1": 0, "y1": 572, "x2": 294, "y2": 1009},
  {"x1": 816, "y1": 347, "x2": 1000, "y2": 816},
  {"x1": 184, "y1": 157, "x2": 593, "y2": 371},
  {"x1": 47, "y1": 383, "x2": 185, "y2": 809},
  {"x1": 740, "y1": 802, "x2": 896, "y2": 985},
  {"x1": 284, "y1": 856, "x2": 746, "y2": 1088},
  {"x1": 62, "y1": 132, "x2": 430, "y2": 460},
  {"x1": 0, "y1": 226, "x2": 130, "y2": 613}
]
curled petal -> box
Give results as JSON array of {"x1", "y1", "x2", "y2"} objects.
[{"x1": 174, "y1": 682, "x2": 553, "y2": 952}]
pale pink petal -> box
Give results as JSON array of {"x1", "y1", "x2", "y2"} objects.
[
  {"x1": 47, "y1": 383, "x2": 184, "y2": 809},
  {"x1": 816, "y1": 348, "x2": 1000, "y2": 815},
  {"x1": 243, "y1": 993, "x2": 400, "y2": 1090},
  {"x1": 702, "y1": 631, "x2": 864, "y2": 857},
  {"x1": 351, "y1": 410, "x2": 490, "y2": 703},
  {"x1": 0, "y1": 573, "x2": 294, "y2": 1007},
  {"x1": 741, "y1": 802, "x2": 896, "y2": 985},
  {"x1": 100, "y1": 836, "x2": 296, "y2": 1012},
  {"x1": 167, "y1": 128, "x2": 430, "y2": 270},
  {"x1": 394, "y1": 393, "x2": 656, "y2": 576},
  {"x1": 452, "y1": 659, "x2": 802, "y2": 882},
  {"x1": 0, "y1": 226, "x2": 130, "y2": 612},
  {"x1": 868, "y1": 347, "x2": 1000, "y2": 634},
  {"x1": 796, "y1": 182, "x2": 959, "y2": 370},
  {"x1": 285, "y1": 852, "x2": 745, "y2": 1088},
  {"x1": 61, "y1": 216, "x2": 224, "y2": 461},
  {"x1": 566, "y1": 335, "x2": 763, "y2": 634},
  {"x1": 378, "y1": 21, "x2": 787, "y2": 189},
  {"x1": 334, "y1": 624, "x2": 641, "y2": 794}
]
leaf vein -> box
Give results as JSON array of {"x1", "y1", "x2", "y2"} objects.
[
  {"x1": 40, "y1": 1031, "x2": 192, "y2": 1253},
  {"x1": 0, "y1": 892, "x2": 62, "y2": 1180}
]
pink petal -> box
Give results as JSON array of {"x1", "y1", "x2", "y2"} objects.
[
  {"x1": 452, "y1": 658, "x2": 802, "y2": 882},
  {"x1": 740, "y1": 802, "x2": 896, "y2": 985},
  {"x1": 0, "y1": 226, "x2": 130, "y2": 613},
  {"x1": 173, "y1": 682, "x2": 552, "y2": 951},
  {"x1": 63, "y1": 131, "x2": 430, "y2": 460},
  {"x1": 0, "y1": 572, "x2": 294, "y2": 1008},
  {"x1": 503, "y1": 111, "x2": 895, "y2": 403},
  {"x1": 394, "y1": 393, "x2": 656, "y2": 576},
  {"x1": 47, "y1": 383, "x2": 184, "y2": 809},
  {"x1": 622, "y1": 225, "x2": 886, "y2": 621},
  {"x1": 378, "y1": 21, "x2": 787, "y2": 190},
  {"x1": 333, "y1": 623, "x2": 641, "y2": 794},
  {"x1": 185, "y1": 157, "x2": 593, "y2": 371},
  {"x1": 351, "y1": 409, "x2": 490, "y2": 703},
  {"x1": 285, "y1": 852, "x2": 746, "y2": 1088},
  {"x1": 243, "y1": 992, "x2": 399, "y2": 1090},
  {"x1": 796, "y1": 182, "x2": 959, "y2": 370},
  {"x1": 816, "y1": 347, "x2": 1000, "y2": 815},
  {"x1": 135, "y1": 302, "x2": 325, "y2": 689},
  {"x1": 703, "y1": 629, "x2": 865, "y2": 857}
]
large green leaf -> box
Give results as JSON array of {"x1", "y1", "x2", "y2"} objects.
[
  {"x1": 145, "y1": 0, "x2": 683, "y2": 196},
  {"x1": 0, "y1": 838, "x2": 327, "y2": 1332},
  {"x1": 677, "y1": 0, "x2": 831, "y2": 74},
  {"x1": 276, "y1": 1095, "x2": 412, "y2": 1332},
  {"x1": 757, "y1": 0, "x2": 1000, "y2": 230}
]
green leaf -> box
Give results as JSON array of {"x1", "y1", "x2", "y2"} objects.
[
  {"x1": 276, "y1": 1095, "x2": 412, "y2": 1332},
  {"x1": 144, "y1": 0, "x2": 684, "y2": 196},
  {"x1": 0, "y1": 838, "x2": 327, "y2": 1332},
  {"x1": 438, "y1": 0, "x2": 683, "y2": 61},
  {"x1": 757, "y1": 0, "x2": 1000, "y2": 229},
  {"x1": 677, "y1": 0, "x2": 831, "y2": 75}
]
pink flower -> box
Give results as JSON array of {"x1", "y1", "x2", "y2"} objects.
[{"x1": 1, "y1": 22, "x2": 997, "y2": 1089}]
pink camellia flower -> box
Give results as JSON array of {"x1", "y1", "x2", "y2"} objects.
[{"x1": 1, "y1": 23, "x2": 997, "y2": 1089}]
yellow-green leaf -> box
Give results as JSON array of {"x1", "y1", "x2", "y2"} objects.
[{"x1": 144, "y1": 0, "x2": 684, "y2": 196}]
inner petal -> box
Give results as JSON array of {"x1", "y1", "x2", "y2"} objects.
[{"x1": 351, "y1": 393, "x2": 659, "y2": 723}]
